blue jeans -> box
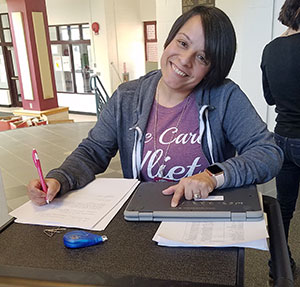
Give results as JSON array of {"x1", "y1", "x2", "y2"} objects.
[{"x1": 274, "y1": 133, "x2": 300, "y2": 242}]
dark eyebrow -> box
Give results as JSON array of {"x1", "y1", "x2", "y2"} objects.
[
  {"x1": 176, "y1": 32, "x2": 191, "y2": 42},
  {"x1": 176, "y1": 32, "x2": 206, "y2": 54}
]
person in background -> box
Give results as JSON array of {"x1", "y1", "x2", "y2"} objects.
[
  {"x1": 28, "y1": 6, "x2": 283, "y2": 211},
  {"x1": 260, "y1": 0, "x2": 300, "y2": 278}
]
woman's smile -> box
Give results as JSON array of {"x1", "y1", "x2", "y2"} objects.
[{"x1": 171, "y1": 62, "x2": 188, "y2": 77}]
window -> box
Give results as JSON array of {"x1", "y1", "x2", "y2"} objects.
[
  {"x1": 51, "y1": 44, "x2": 73, "y2": 92},
  {"x1": 70, "y1": 25, "x2": 80, "y2": 40},
  {"x1": 0, "y1": 14, "x2": 13, "y2": 90},
  {"x1": 82, "y1": 24, "x2": 90, "y2": 40},
  {"x1": 0, "y1": 47, "x2": 8, "y2": 88},
  {"x1": 49, "y1": 26, "x2": 57, "y2": 41},
  {"x1": 49, "y1": 23, "x2": 93, "y2": 94},
  {"x1": 1, "y1": 14, "x2": 12, "y2": 43}
]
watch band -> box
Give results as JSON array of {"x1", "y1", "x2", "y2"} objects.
[{"x1": 205, "y1": 166, "x2": 224, "y2": 189}]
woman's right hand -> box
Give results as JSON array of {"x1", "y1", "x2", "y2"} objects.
[{"x1": 27, "y1": 178, "x2": 61, "y2": 205}]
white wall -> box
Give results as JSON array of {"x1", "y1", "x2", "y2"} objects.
[
  {"x1": 156, "y1": 0, "x2": 182, "y2": 68},
  {"x1": 217, "y1": 0, "x2": 286, "y2": 130},
  {"x1": 140, "y1": 0, "x2": 156, "y2": 21},
  {"x1": 273, "y1": 0, "x2": 286, "y2": 36},
  {"x1": 89, "y1": 0, "x2": 111, "y2": 100},
  {"x1": 0, "y1": 2, "x2": 7, "y2": 12},
  {"x1": 216, "y1": 0, "x2": 274, "y2": 123},
  {"x1": 266, "y1": 0, "x2": 285, "y2": 131},
  {"x1": 46, "y1": 0, "x2": 90, "y2": 24},
  {"x1": 107, "y1": 0, "x2": 145, "y2": 91}
]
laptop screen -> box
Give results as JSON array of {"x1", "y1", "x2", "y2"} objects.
[{"x1": 0, "y1": 169, "x2": 13, "y2": 231}]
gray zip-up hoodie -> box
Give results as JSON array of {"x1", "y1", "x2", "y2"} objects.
[{"x1": 47, "y1": 70, "x2": 283, "y2": 195}]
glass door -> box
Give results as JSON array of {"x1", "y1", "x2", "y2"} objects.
[
  {"x1": 0, "y1": 13, "x2": 21, "y2": 107},
  {"x1": 6, "y1": 46, "x2": 21, "y2": 106}
]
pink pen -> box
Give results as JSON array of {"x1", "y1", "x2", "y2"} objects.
[{"x1": 32, "y1": 148, "x2": 49, "y2": 204}]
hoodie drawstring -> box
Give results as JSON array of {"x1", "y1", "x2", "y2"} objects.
[
  {"x1": 131, "y1": 126, "x2": 143, "y2": 179},
  {"x1": 199, "y1": 105, "x2": 215, "y2": 164}
]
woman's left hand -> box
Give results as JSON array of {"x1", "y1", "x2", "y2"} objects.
[{"x1": 162, "y1": 171, "x2": 217, "y2": 207}]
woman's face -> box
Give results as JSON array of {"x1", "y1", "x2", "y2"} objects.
[{"x1": 160, "y1": 15, "x2": 211, "y2": 95}]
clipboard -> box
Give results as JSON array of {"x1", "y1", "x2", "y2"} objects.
[{"x1": 124, "y1": 182, "x2": 263, "y2": 222}]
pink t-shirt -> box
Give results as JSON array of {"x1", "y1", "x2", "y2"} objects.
[{"x1": 141, "y1": 93, "x2": 210, "y2": 182}]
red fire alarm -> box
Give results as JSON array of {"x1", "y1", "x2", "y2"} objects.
[{"x1": 92, "y1": 22, "x2": 100, "y2": 35}]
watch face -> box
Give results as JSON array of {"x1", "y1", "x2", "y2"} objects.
[{"x1": 207, "y1": 165, "x2": 223, "y2": 174}]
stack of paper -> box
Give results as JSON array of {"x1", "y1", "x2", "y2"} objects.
[
  {"x1": 153, "y1": 219, "x2": 269, "y2": 250},
  {"x1": 10, "y1": 178, "x2": 139, "y2": 231}
]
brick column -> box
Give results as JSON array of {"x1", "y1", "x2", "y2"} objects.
[{"x1": 7, "y1": 0, "x2": 58, "y2": 111}]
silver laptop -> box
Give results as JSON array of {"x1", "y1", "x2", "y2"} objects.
[
  {"x1": 124, "y1": 182, "x2": 263, "y2": 222},
  {"x1": 0, "y1": 169, "x2": 14, "y2": 231}
]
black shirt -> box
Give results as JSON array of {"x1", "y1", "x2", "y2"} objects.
[{"x1": 261, "y1": 33, "x2": 300, "y2": 138}]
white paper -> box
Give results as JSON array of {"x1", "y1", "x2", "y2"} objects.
[
  {"x1": 155, "y1": 236, "x2": 269, "y2": 250},
  {"x1": 91, "y1": 180, "x2": 140, "y2": 230},
  {"x1": 153, "y1": 219, "x2": 269, "y2": 251},
  {"x1": 10, "y1": 178, "x2": 139, "y2": 230}
]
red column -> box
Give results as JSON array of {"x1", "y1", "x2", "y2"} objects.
[{"x1": 7, "y1": 0, "x2": 58, "y2": 111}]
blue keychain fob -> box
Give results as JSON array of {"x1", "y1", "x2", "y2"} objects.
[{"x1": 63, "y1": 231, "x2": 108, "y2": 248}]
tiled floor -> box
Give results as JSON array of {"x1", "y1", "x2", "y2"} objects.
[{"x1": 0, "y1": 110, "x2": 122, "y2": 211}]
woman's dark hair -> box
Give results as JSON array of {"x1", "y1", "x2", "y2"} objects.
[
  {"x1": 164, "y1": 6, "x2": 236, "y2": 89},
  {"x1": 278, "y1": 0, "x2": 300, "y2": 30}
]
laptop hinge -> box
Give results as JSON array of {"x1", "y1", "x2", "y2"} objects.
[
  {"x1": 139, "y1": 212, "x2": 153, "y2": 221},
  {"x1": 231, "y1": 212, "x2": 246, "y2": 221}
]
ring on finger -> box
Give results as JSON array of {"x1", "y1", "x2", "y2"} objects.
[{"x1": 193, "y1": 193, "x2": 202, "y2": 200}]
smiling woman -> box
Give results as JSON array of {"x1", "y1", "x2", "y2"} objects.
[
  {"x1": 27, "y1": 6, "x2": 283, "y2": 215},
  {"x1": 159, "y1": 15, "x2": 211, "y2": 106},
  {"x1": 163, "y1": 7, "x2": 236, "y2": 92}
]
